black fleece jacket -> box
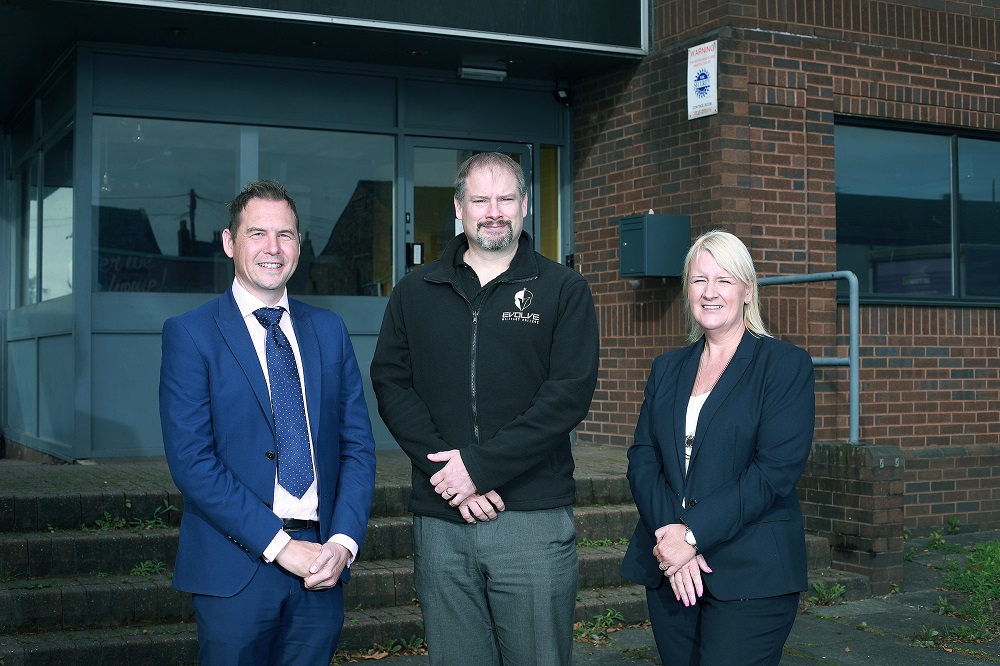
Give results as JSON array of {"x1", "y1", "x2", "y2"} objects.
[{"x1": 370, "y1": 232, "x2": 599, "y2": 523}]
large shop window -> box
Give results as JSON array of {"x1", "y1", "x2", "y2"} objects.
[
  {"x1": 836, "y1": 124, "x2": 1000, "y2": 303},
  {"x1": 94, "y1": 117, "x2": 394, "y2": 296}
]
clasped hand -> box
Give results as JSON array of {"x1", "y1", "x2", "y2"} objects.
[
  {"x1": 428, "y1": 449, "x2": 505, "y2": 523},
  {"x1": 653, "y1": 523, "x2": 713, "y2": 607},
  {"x1": 275, "y1": 539, "x2": 351, "y2": 590}
]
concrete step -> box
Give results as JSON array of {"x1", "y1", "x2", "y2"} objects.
[
  {"x1": 359, "y1": 503, "x2": 639, "y2": 561},
  {"x1": 341, "y1": 585, "x2": 651, "y2": 653},
  {"x1": 0, "y1": 447, "x2": 635, "y2": 534},
  {"x1": 805, "y1": 533, "x2": 831, "y2": 569},
  {"x1": 0, "y1": 529, "x2": 180, "y2": 579},
  {"x1": 0, "y1": 573, "x2": 191, "y2": 635},
  {"x1": 1, "y1": 569, "x2": 876, "y2": 666},
  {"x1": 0, "y1": 514, "x2": 832, "y2": 581},
  {"x1": 0, "y1": 522, "x2": 840, "y2": 623},
  {"x1": 804, "y1": 567, "x2": 872, "y2": 602},
  {"x1": 1, "y1": 545, "x2": 638, "y2": 635},
  {"x1": 1, "y1": 489, "x2": 184, "y2": 535},
  {"x1": 0, "y1": 621, "x2": 199, "y2": 666},
  {"x1": 347, "y1": 543, "x2": 635, "y2": 612},
  {"x1": 0, "y1": 584, "x2": 651, "y2": 665},
  {"x1": 0, "y1": 446, "x2": 873, "y2": 665}
]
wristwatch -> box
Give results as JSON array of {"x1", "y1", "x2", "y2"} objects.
[{"x1": 684, "y1": 526, "x2": 698, "y2": 552}]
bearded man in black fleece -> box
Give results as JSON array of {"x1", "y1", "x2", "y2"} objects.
[{"x1": 370, "y1": 152, "x2": 599, "y2": 666}]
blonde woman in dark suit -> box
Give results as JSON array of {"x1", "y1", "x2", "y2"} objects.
[{"x1": 620, "y1": 230, "x2": 815, "y2": 665}]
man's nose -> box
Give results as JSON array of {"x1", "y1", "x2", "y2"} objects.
[
  {"x1": 263, "y1": 233, "x2": 281, "y2": 253},
  {"x1": 486, "y1": 198, "x2": 503, "y2": 217}
]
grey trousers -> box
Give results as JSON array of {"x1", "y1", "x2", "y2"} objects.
[{"x1": 413, "y1": 507, "x2": 578, "y2": 666}]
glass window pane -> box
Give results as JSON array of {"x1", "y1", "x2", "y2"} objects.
[
  {"x1": 412, "y1": 147, "x2": 472, "y2": 270},
  {"x1": 95, "y1": 116, "x2": 238, "y2": 293},
  {"x1": 957, "y1": 137, "x2": 1000, "y2": 300},
  {"x1": 259, "y1": 127, "x2": 394, "y2": 297},
  {"x1": 836, "y1": 126, "x2": 953, "y2": 298},
  {"x1": 20, "y1": 161, "x2": 39, "y2": 305},
  {"x1": 41, "y1": 131, "x2": 74, "y2": 300}
]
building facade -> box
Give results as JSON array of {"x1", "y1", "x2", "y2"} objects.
[
  {"x1": 0, "y1": 0, "x2": 645, "y2": 458},
  {"x1": 573, "y1": 0, "x2": 1000, "y2": 591},
  {"x1": 2, "y1": 0, "x2": 998, "y2": 591}
]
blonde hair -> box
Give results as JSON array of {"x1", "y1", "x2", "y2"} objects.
[{"x1": 681, "y1": 230, "x2": 770, "y2": 342}]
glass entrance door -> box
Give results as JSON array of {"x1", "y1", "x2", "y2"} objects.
[{"x1": 404, "y1": 140, "x2": 532, "y2": 275}]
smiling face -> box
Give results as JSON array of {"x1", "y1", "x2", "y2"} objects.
[
  {"x1": 687, "y1": 248, "x2": 752, "y2": 341},
  {"x1": 455, "y1": 164, "x2": 527, "y2": 253},
  {"x1": 222, "y1": 197, "x2": 300, "y2": 305}
]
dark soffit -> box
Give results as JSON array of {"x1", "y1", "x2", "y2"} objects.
[{"x1": 0, "y1": 0, "x2": 645, "y2": 123}]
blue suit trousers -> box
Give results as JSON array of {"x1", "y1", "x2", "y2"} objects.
[{"x1": 191, "y1": 527, "x2": 345, "y2": 666}]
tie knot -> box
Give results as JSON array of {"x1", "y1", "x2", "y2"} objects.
[{"x1": 253, "y1": 307, "x2": 284, "y2": 328}]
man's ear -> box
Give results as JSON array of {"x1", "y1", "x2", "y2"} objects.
[{"x1": 222, "y1": 228, "x2": 235, "y2": 259}]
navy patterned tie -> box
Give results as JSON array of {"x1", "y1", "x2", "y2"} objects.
[{"x1": 253, "y1": 307, "x2": 314, "y2": 498}]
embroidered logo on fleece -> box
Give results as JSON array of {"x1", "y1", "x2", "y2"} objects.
[{"x1": 502, "y1": 288, "x2": 540, "y2": 324}]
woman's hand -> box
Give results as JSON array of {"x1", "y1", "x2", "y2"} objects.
[
  {"x1": 652, "y1": 523, "x2": 695, "y2": 569},
  {"x1": 652, "y1": 524, "x2": 714, "y2": 606},
  {"x1": 667, "y1": 554, "x2": 712, "y2": 606}
]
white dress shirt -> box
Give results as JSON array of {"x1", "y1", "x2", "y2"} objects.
[{"x1": 230, "y1": 279, "x2": 358, "y2": 566}]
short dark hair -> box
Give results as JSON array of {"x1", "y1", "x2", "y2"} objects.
[
  {"x1": 228, "y1": 180, "x2": 299, "y2": 233},
  {"x1": 454, "y1": 152, "x2": 527, "y2": 203}
]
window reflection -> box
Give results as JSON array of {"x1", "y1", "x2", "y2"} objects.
[
  {"x1": 95, "y1": 117, "x2": 236, "y2": 293},
  {"x1": 259, "y1": 127, "x2": 394, "y2": 297},
  {"x1": 836, "y1": 124, "x2": 1000, "y2": 302},
  {"x1": 41, "y1": 132, "x2": 74, "y2": 300},
  {"x1": 836, "y1": 126, "x2": 953, "y2": 298},
  {"x1": 94, "y1": 116, "x2": 395, "y2": 296},
  {"x1": 957, "y1": 138, "x2": 1000, "y2": 299},
  {"x1": 19, "y1": 161, "x2": 39, "y2": 304}
]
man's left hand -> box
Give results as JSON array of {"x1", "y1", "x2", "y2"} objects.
[
  {"x1": 428, "y1": 449, "x2": 476, "y2": 506},
  {"x1": 458, "y1": 490, "x2": 505, "y2": 524},
  {"x1": 303, "y1": 542, "x2": 351, "y2": 590}
]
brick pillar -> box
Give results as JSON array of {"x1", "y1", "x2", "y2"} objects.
[{"x1": 799, "y1": 442, "x2": 905, "y2": 596}]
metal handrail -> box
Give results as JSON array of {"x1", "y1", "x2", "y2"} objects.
[{"x1": 758, "y1": 271, "x2": 859, "y2": 444}]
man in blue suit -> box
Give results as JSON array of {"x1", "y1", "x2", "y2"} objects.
[{"x1": 160, "y1": 179, "x2": 377, "y2": 665}]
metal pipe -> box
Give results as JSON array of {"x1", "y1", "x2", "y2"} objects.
[{"x1": 758, "y1": 271, "x2": 860, "y2": 444}]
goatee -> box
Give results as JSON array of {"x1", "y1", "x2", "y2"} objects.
[{"x1": 476, "y1": 222, "x2": 514, "y2": 251}]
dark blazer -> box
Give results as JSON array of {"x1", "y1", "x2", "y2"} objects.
[
  {"x1": 160, "y1": 288, "x2": 376, "y2": 597},
  {"x1": 620, "y1": 330, "x2": 815, "y2": 600}
]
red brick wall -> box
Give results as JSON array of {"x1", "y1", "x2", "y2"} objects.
[{"x1": 573, "y1": 0, "x2": 1000, "y2": 532}]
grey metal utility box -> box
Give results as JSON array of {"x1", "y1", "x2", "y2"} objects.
[{"x1": 619, "y1": 214, "x2": 690, "y2": 277}]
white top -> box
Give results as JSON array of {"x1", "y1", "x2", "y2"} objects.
[{"x1": 684, "y1": 392, "x2": 710, "y2": 475}]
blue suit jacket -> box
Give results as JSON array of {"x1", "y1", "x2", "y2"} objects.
[
  {"x1": 159, "y1": 289, "x2": 377, "y2": 597},
  {"x1": 620, "y1": 330, "x2": 815, "y2": 600}
]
